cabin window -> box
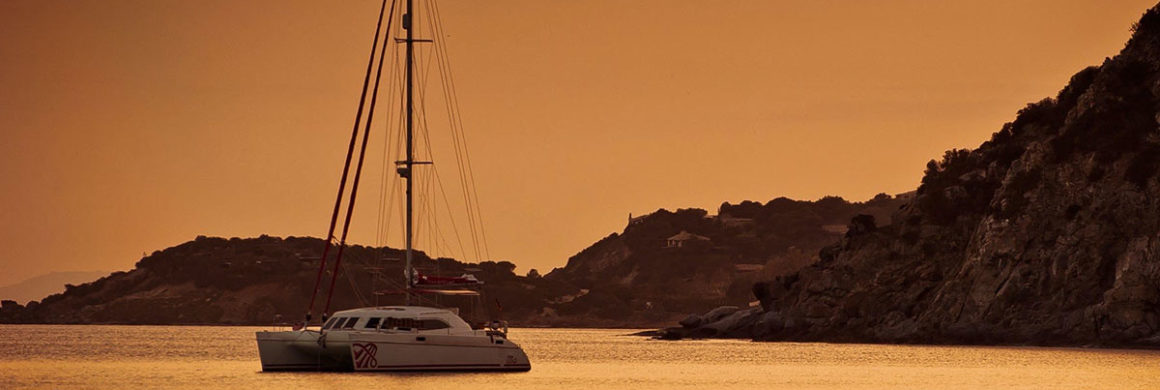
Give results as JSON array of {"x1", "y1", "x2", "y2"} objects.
[
  {"x1": 365, "y1": 317, "x2": 382, "y2": 329},
  {"x1": 342, "y1": 317, "x2": 359, "y2": 329},
  {"x1": 419, "y1": 319, "x2": 450, "y2": 330},
  {"x1": 325, "y1": 317, "x2": 346, "y2": 330},
  {"x1": 322, "y1": 317, "x2": 340, "y2": 330},
  {"x1": 383, "y1": 317, "x2": 419, "y2": 330},
  {"x1": 380, "y1": 315, "x2": 452, "y2": 329}
]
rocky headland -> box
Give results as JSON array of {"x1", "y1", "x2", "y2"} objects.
[{"x1": 659, "y1": 5, "x2": 1160, "y2": 348}]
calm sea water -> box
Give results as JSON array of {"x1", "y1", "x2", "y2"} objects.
[{"x1": 1, "y1": 325, "x2": 1158, "y2": 389}]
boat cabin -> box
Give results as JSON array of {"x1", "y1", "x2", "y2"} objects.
[{"x1": 321, "y1": 306, "x2": 475, "y2": 335}]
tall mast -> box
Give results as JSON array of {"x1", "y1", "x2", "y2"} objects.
[{"x1": 403, "y1": 0, "x2": 415, "y2": 306}]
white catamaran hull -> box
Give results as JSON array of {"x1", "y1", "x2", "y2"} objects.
[
  {"x1": 256, "y1": 330, "x2": 353, "y2": 371},
  {"x1": 256, "y1": 329, "x2": 530, "y2": 371},
  {"x1": 348, "y1": 333, "x2": 530, "y2": 371}
]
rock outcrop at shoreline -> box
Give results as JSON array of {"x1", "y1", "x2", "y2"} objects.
[{"x1": 663, "y1": 6, "x2": 1160, "y2": 348}]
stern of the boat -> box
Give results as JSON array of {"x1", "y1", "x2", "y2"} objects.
[{"x1": 255, "y1": 330, "x2": 352, "y2": 371}]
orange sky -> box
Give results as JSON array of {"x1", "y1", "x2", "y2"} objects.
[{"x1": 0, "y1": 0, "x2": 1153, "y2": 286}]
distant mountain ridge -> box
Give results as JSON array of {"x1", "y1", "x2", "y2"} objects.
[
  {"x1": 0, "y1": 271, "x2": 111, "y2": 304},
  {"x1": 0, "y1": 235, "x2": 561, "y2": 325},
  {"x1": 0, "y1": 194, "x2": 904, "y2": 326}
]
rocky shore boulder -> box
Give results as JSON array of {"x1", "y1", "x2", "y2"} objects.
[{"x1": 660, "y1": 305, "x2": 762, "y2": 339}]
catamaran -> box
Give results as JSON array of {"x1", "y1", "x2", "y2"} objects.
[
  {"x1": 255, "y1": 0, "x2": 531, "y2": 372},
  {"x1": 256, "y1": 305, "x2": 529, "y2": 371}
]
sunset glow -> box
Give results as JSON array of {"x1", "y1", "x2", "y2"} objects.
[{"x1": 1, "y1": 0, "x2": 1153, "y2": 284}]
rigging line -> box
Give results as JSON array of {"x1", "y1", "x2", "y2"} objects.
[
  {"x1": 420, "y1": 0, "x2": 477, "y2": 261},
  {"x1": 374, "y1": 47, "x2": 395, "y2": 248},
  {"x1": 411, "y1": 45, "x2": 471, "y2": 263},
  {"x1": 380, "y1": 163, "x2": 400, "y2": 246},
  {"x1": 417, "y1": 167, "x2": 436, "y2": 260},
  {"x1": 429, "y1": 0, "x2": 491, "y2": 260},
  {"x1": 381, "y1": 0, "x2": 408, "y2": 250},
  {"x1": 375, "y1": 39, "x2": 404, "y2": 248},
  {"x1": 385, "y1": 81, "x2": 409, "y2": 247},
  {"x1": 421, "y1": 153, "x2": 440, "y2": 259},
  {"x1": 343, "y1": 259, "x2": 369, "y2": 307},
  {"x1": 412, "y1": 27, "x2": 480, "y2": 265},
  {"x1": 415, "y1": 93, "x2": 470, "y2": 262},
  {"x1": 378, "y1": 147, "x2": 401, "y2": 248},
  {"x1": 305, "y1": 0, "x2": 389, "y2": 324},
  {"x1": 322, "y1": 0, "x2": 398, "y2": 318},
  {"x1": 413, "y1": 166, "x2": 428, "y2": 251},
  {"x1": 411, "y1": 49, "x2": 431, "y2": 256},
  {"x1": 424, "y1": 0, "x2": 486, "y2": 261},
  {"x1": 394, "y1": 105, "x2": 408, "y2": 255},
  {"x1": 427, "y1": 168, "x2": 465, "y2": 264},
  {"x1": 423, "y1": 170, "x2": 439, "y2": 258},
  {"x1": 430, "y1": 162, "x2": 471, "y2": 262},
  {"x1": 380, "y1": 52, "x2": 408, "y2": 248},
  {"x1": 424, "y1": 173, "x2": 442, "y2": 262},
  {"x1": 438, "y1": 5, "x2": 489, "y2": 264},
  {"x1": 421, "y1": 163, "x2": 438, "y2": 260},
  {"x1": 374, "y1": 118, "x2": 386, "y2": 248},
  {"x1": 412, "y1": 36, "x2": 452, "y2": 262},
  {"x1": 423, "y1": 172, "x2": 435, "y2": 254},
  {"x1": 428, "y1": 165, "x2": 447, "y2": 259}
]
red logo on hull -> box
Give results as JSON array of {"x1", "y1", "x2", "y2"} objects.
[{"x1": 353, "y1": 343, "x2": 378, "y2": 369}]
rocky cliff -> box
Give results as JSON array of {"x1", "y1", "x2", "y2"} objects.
[{"x1": 665, "y1": 5, "x2": 1160, "y2": 348}]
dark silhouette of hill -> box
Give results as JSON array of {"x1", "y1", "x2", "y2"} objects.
[
  {"x1": 0, "y1": 235, "x2": 571, "y2": 325},
  {"x1": 541, "y1": 195, "x2": 907, "y2": 325},
  {"x1": 663, "y1": 5, "x2": 1160, "y2": 348},
  {"x1": 0, "y1": 194, "x2": 903, "y2": 326},
  {"x1": 0, "y1": 271, "x2": 110, "y2": 305}
]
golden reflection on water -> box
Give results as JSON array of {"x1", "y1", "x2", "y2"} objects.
[{"x1": 1, "y1": 325, "x2": 1158, "y2": 389}]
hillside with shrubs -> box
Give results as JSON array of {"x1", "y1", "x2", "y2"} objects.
[{"x1": 0, "y1": 195, "x2": 904, "y2": 326}]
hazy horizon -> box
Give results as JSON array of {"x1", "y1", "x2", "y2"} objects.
[{"x1": 1, "y1": 0, "x2": 1154, "y2": 286}]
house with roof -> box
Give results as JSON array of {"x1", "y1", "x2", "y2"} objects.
[{"x1": 665, "y1": 230, "x2": 710, "y2": 248}]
